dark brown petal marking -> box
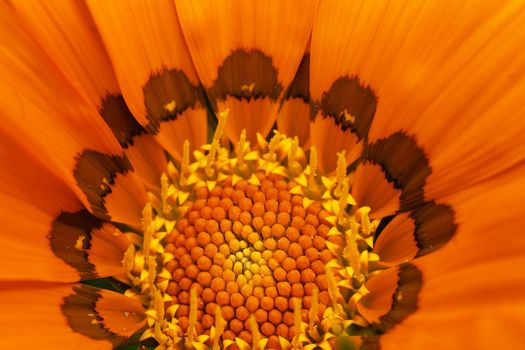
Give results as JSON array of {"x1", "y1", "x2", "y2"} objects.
[
  {"x1": 411, "y1": 202, "x2": 457, "y2": 257},
  {"x1": 375, "y1": 263, "x2": 422, "y2": 333},
  {"x1": 49, "y1": 210, "x2": 102, "y2": 280},
  {"x1": 209, "y1": 49, "x2": 283, "y2": 106},
  {"x1": 100, "y1": 94, "x2": 145, "y2": 148},
  {"x1": 367, "y1": 132, "x2": 457, "y2": 256},
  {"x1": 312, "y1": 76, "x2": 377, "y2": 140},
  {"x1": 366, "y1": 132, "x2": 431, "y2": 212},
  {"x1": 73, "y1": 150, "x2": 132, "y2": 220},
  {"x1": 62, "y1": 285, "x2": 126, "y2": 346},
  {"x1": 143, "y1": 69, "x2": 206, "y2": 133},
  {"x1": 282, "y1": 53, "x2": 310, "y2": 104}
]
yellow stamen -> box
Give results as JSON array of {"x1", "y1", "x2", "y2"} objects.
[
  {"x1": 154, "y1": 289, "x2": 165, "y2": 321},
  {"x1": 309, "y1": 146, "x2": 318, "y2": 186},
  {"x1": 309, "y1": 286, "x2": 319, "y2": 334},
  {"x1": 292, "y1": 298, "x2": 302, "y2": 350},
  {"x1": 249, "y1": 315, "x2": 262, "y2": 349},
  {"x1": 334, "y1": 151, "x2": 346, "y2": 197},
  {"x1": 142, "y1": 204, "x2": 153, "y2": 256},
  {"x1": 237, "y1": 129, "x2": 247, "y2": 169},
  {"x1": 122, "y1": 245, "x2": 140, "y2": 285},
  {"x1": 357, "y1": 207, "x2": 372, "y2": 236},
  {"x1": 338, "y1": 180, "x2": 349, "y2": 218},
  {"x1": 147, "y1": 256, "x2": 157, "y2": 296},
  {"x1": 212, "y1": 307, "x2": 226, "y2": 350},
  {"x1": 347, "y1": 221, "x2": 362, "y2": 281},
  {"x1": 160, "y1": 173, "x2": 172, "y2": 216},
  {"x1": 186, "y1": 286, "x2": 198, "y2": 347},
  {"x1": 326, "y1": 266, "x2": 345, "y2": 316},
  {"x1": 180, "y1": 140, "x2": 190, "y2": 186},
  {"x1": 206, "y1": 109, "x2": 228, "y2": 177},
  {"x1": 288, "y1": 137, "x2": 298, "y2": 165},
  {"x1": 267, "y1": 130, "x2": 283, "y2": 162}
]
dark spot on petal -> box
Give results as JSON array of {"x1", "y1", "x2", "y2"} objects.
[
  {"x1": 49, "y1": 210, "x2": 101, "y2": 280},
  {"x1": 100, "y1": 94, "x2": 145, "y2": 148},
  {"x1": 62, "y1": 285, "x2": 126, "y2": 346},
  {"x1": 366, "y1": 132, "x2": 431, "y2": 211},
  {"x1": 73, "y1": 150, "x2": 132, "y2": 220},
  {"x1": 411, "y1": 202, "x2": 457, "y2": 257},
  {"x1": 143, "y1": 69, "x2": 206, "y2": 133},
  {"x1": 209, "y1": 49, "x2": 283, "y2": 106},
  {"x1": 312, "y1": 76, "x2": 377, "y2": 140},
  {"x1": 366, "y1": 132, "x2": 457, "y2": 256},
  {"x1": 375, "y1": 263, "x2": 422, "y2": 333},
  {"x1": 282, "y1": 53, "x2": 310, "y2": 104}
]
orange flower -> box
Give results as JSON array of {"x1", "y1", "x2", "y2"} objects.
[{"x1": 1, "y1": 1, "x2": 525, "y2": 349}]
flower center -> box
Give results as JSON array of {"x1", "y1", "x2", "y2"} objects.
[{"x1": 123, "y1": 110, "x2": 380, "y2": 350}]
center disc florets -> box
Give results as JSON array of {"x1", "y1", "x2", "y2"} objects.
[{"x1": 123, "y1": 111, "x2": 380, "y2": 350}]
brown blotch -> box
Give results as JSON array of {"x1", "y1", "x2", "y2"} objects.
[
  {"x1": 367, "y1": 132, "x2": 457, "y2": 256},
  {"x1": 143, "y1": 69, "x2": 206, "y2": 133},
  {"x1": 100, "y1": 94, "x2": 145, "y2": 148},
  {"x1": 49, "y1": 210, "x2": 101, "y2": 280},
  {"x1": 210, "y1": 49, "x2": 283, "y2": 105},
  {"x1": 282, "y1": 54, "x2": 310, "y2": 104},
  {"x1": 411, "y1": 202, "x2": 457, "y2": 257},
  {"x1": 62, "y1": 285, "x2": 126, "y2": 346},
  {"x1": 375, "y1": 263, "x2": 422, "y2": 333},
  {"x1": 366, "y1": 132, "x2": 431, "y2": 211},
  {"x1": 73, "y1": 150, "x2": 132, "y2": 220},
  {"x1": 312, "y1": 76, "x2": 377, "y2": 140}
]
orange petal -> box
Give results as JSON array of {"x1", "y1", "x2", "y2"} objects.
[
  {"x1": 357, "y1": 264, "x2": 422, "y2": 332},
  {"x1": 352, "y1": 163, "x2": 401, "y2": 219},
  {"x1": 50, "y1": 210, "x2": 131, "y2": 280},
  {"x1": 0, "y1": 132, "x2": 83, "y2": 282},
  {"x1": 381, "y1": 166, "x2": 525, "y2": 348},
  {"x1": 100, "y1": 95, "x2": 167, "y2": 190},
  {"x1": 87, "y1": 0, "x2": 208, "y2": 159},
  {"x1": 0, "y1": 6, "x2": 150, "y2": 225},
  {"x1": 315, "y1": 0, "x2": 525, "y2": 199},
  {"x1": 175, "y1": 0, "x2": 317, "y2": 143},
  {"x1": 277, "y1": 49, "x2": 311, "y2": 145},
  {"x1": 310, "y1": 3, "x2": 381, "y2": 172},
  {"x1": 365, "y1": 132, "x2": 430, "y2": 212},
  {"x1": 73, "y1": 151, "x2": 148, "y2": 228},
  {"x1": 10, "y1": 0, "x2": 119, "y2": 108},
  {"x1": 0, "y1": 282, "x2": 146, "y2": 349},
  {"x1": 11, "y1": 1, "x2": 166, "y2": 189},
  {"x1": 310, "y1": 115, "x2": 364, "y2": 174},
  {"x1": 373, "y1": 214, "x2": 417, "y2": 267}
]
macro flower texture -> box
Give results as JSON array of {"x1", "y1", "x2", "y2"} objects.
[{"x1": 1, "y1": 0, "x2": 525, "y2": 349}]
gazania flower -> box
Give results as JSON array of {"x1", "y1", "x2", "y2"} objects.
[{"x1": 1, "y1": 0, "x2": 525, "y2": 349}]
